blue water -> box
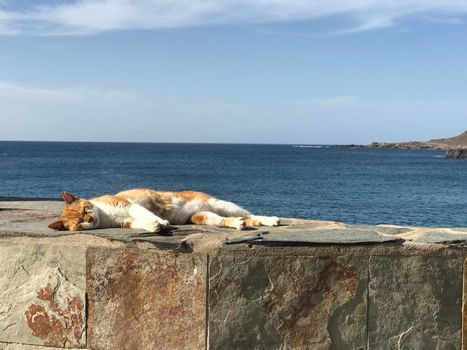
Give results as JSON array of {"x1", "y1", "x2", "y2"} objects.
[{"x1": 0, "y1": 141, "x2": 466, "y2": 227}]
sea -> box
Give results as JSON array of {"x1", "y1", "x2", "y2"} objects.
[{"x1": 0, "y1": 141, "x2": 466, "y2": 227}]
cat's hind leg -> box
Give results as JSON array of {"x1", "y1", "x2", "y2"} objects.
[
  {"x1": 190, "y1": 211, "x2": 246, "y2": 230},
  {"x1": 208, "y1": 199, "x2": 280, "y2": 227},
  {"x1": 207, "y1": 199, "x2": 251, "y2": 218}
]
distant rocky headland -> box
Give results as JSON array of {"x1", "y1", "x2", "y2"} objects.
[
  {"x1": 368, "y1": 130, "x2": 467, "y2": 151},
  {"x1": 335, "y1": 131, "x2": 467, "y2": 158}
]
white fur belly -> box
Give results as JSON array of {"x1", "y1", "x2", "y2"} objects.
[
  {"x1": 90, "y1": 201, "x2": 130, "y2": 228},
  {"x1": 168, "y1": 198, "x2": 209, "y2": 225}
]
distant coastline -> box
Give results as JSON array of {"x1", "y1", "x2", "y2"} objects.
[{"x1": 334, "y1": 130, "x2": 467, "y2": 151}]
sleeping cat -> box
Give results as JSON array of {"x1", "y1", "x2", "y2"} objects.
[{"x1": 48, "y1": 189, "x2": 280, "y2": 232}]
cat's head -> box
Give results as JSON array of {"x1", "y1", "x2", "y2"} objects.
[{"x1": 48, "y1": 192, "x2": 96, "y2": 231}]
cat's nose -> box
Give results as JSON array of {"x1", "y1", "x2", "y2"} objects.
[{"x1": 88, "y1": 216, "x2": 94, "y2": 222}]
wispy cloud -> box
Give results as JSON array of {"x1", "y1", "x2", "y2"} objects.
[{"x1": 0, "y1": 0, "x2": 466, "y2": 36}]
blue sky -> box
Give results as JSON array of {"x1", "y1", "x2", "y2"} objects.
[{"x1": 0, "y1": 0, "x2": 466, "y2": 144}]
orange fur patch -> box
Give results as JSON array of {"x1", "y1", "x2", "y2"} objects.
[
  {"x1": 190, "y1": 212, "x2": 209, "y2": 225},
  {"x1": 115, "y1": 189, "x2": 174, "y2": 217},
  {"x1": 91, "y1": 194, "x2": 130, "y2": 207},
  {"x1": 50, "y1": 198, "x2": 93, "y2": 231},
  {"x1": 175, "y1": 190, "x2": 212, "y2": 202}
]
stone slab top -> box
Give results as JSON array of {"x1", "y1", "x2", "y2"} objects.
[{"x1": 1, "y1": 201, "x2": 467, "y2": 253}]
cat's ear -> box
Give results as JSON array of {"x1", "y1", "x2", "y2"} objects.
[
  {"x1": 48, "y1": 220, "x2": 65, "y2": 231},
  {"x1": 62, "y1": 191, "x2": 78, "y2": 205}
]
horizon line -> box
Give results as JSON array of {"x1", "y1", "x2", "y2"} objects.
[{"x1": 0, "y1": 139, "x2": 346, "y2": 146}]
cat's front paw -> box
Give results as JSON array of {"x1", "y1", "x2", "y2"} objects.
[
  {"x1": 143, "y1": 221, "x2": 161, "y2": 233},
  {"x1": 156, "y1": 218, "x2": 170, "y2": 227}
]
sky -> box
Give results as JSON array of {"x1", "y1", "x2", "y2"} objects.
[{"x1": 0, "y1": 0, "x2": 466, "y2": 144}]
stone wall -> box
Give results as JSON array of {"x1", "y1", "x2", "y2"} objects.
[{"x1": 1, "y1": 201, "x2": 467, "y2": 349}]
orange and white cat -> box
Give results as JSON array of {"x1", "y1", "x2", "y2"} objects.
[{"x1": 48, "y1": 189, "x2": 280, "y2": 232}]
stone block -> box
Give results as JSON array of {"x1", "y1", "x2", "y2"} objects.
[
  {"x1": 0, "y1": 244, "x2": 86, "y2": 348},
  {"x1": 368, "y1": 256, "x2": 462, "y2": 350},
  {"x1": 86, "y1": 247, "x2": 207, "y2": 350},
  {"x1": 209, "y1": 255, "x2": 368, "y2": 350}
]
